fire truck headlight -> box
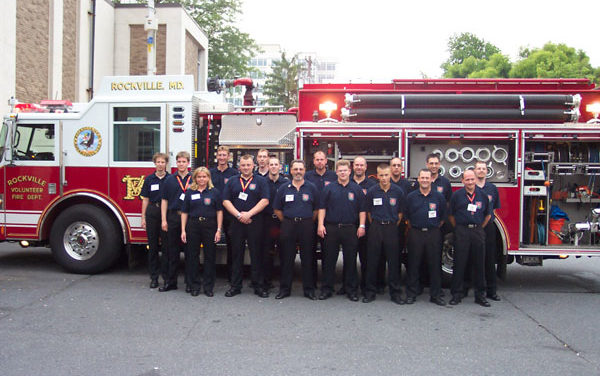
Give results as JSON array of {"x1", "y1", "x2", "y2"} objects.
[
  {"x1": 319, "y1": 101, "x2": 338, "y2": 118},
  {"x1": 20, "y1": 240, "x2": 29, "y2": 248}
]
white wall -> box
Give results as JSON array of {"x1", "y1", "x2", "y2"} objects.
[
  {"x1": 92, "y1": 0, "x2": 115, "y2": 99},
  {"x1": 0, "y1": 0, "x2": 17, "y2": 114}
]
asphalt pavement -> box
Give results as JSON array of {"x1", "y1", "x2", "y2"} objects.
[{"x1": 1, "y1": 243, "x2": 599, "y2": 376}]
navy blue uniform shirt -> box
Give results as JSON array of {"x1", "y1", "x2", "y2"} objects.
[
  {"x1": 182, "y1": 187, "x2": 223, "y2": 218},
  {"x1": 222, "y1": 173, "x2": 269, "y2": 212},
  {"x1": 264, "y1": 174, "x2": 290, "y2": 215},
  {"x1": 449, "y1": 187, "x2": 491, "y2": 225},
  {"x1": 161, "y1": 173, "x2": 192, "y2": 210},
  {"x1": 209, "y1": 166, "x2": 238, "y2": 193},
  {"x1": 305, "y1": 169, "x2": 337, "y2": 191},
  {"x1": 319, "y1": 180, "x2": 366, "y2": 224},
  {"x1": 432, "y1": 174, "x2": 452, "y2": 202},
  {"x1": 479, "y1": 181, "x2": 500, "y2": 219},
  {"x1": 273, "y1": 180, "x2": 319, "y2": 219},
  {"x1": 140, "y1": 172, "x2": 170, "y2": 203},
  {"x1": 405, "y1": 189, "x2": 447, "y2": 228},
  {"x1": 365, "y1": 184, "x2": 406, "y2": 222},
  {"x1": 352, "y1": 175, "x2": 377, "y2": 196},
  {"x1": 391, "y1": 177, "x2": 416, "y2": 196}
]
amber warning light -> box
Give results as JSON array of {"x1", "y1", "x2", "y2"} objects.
[
  {"x1": 318, "y1": 101, "x2": 339, "y2": 123},
  {"x1": 586, "y1": 103, "x2": 600, "y2": 123}
]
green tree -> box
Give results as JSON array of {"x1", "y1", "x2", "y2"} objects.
[
  {"x1": 441, "y1": 32, "x2": 502, "y2": 77},
  {"x1": 152, "y1": 0, "x2": 259, "y2": 78},
  {"x1": 262, "y1": 52, "x2": 302, "y2": 109},
  {"x1": 509, "y1": 42, "x2": 599, "y2": 83}
]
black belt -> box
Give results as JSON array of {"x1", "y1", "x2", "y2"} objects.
[
  {"x1": 373, "y1": 220, "x2": 394, "y2": 225},
  {"x1": 168, "y1": 209, "x2": 182, "y2": 215},
  {"x1": 190, "y1": 216, "x2": 215, "y2": 222},
  {"x1": 271, "y1": 214, "x2": 279, "y2": 219},
  {"x1": 326, "y1": 222, "x2": 355, "y2": 228},
  {"x1": 284, "y1": 217, "x2": 312, "y2": 222},
  {"x1": 412, "y1": 227, "x2": 438, "y2": 232},
  {"x1": 150, "y1": 202, "x2": 160, "y2": 207},
  {"x1": 459, "y1": 223, "x2": 479, "y2": 229}
]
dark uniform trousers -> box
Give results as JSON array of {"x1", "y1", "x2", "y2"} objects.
[
  {"x1": 451, "y1": 224, "x2": 486, "y2": 299},
  {"x1": 484, "y1": 222, "x2": 497, "y2": 296},
  {"x1": 263, "y1": 214, "x2": 282, "y2": 287},
  {"x1": 145, "y1": 204, "x2": 167, "y2": 282},
  {"x1": 365, "y1": 222, "x2": 402, "y2": 298},
  {"x1": 229, "y1": 217, "x2": 264, "y2": 291},
  {"x1": 279, "y1": 217, "x2": 315, "y2": 294},
  {"x1": 222, "y1": 214, "x2": 234, "y2": 281},
  {"x1": 357, "y1": 231, "x2": 386, "y2": 293},
  {"x1": 185, "y1": 217, "x2": 217, "y2": 292},
  {"x1": 322, "y1": 224, "x2": 359, "y2": 294},
  {"x1": 406, "y1": 227, "x2": 442, "y2": 298},
  {"x1": 166, "y1": 209, "x2": 185, "y2": 286}
]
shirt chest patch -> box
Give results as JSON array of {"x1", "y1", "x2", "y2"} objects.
[
  {"x1": 488, "y1": 194, "x2": 493, "y2": 202},
  {"x1": 302, "y1": 193, "x2": 310, "y2": 202},
  {"x1": 324, "y1": 181, "x2": 331, "y2": 186},
  {"x1": 249, "y1": 183, "x2": 256, "y2": 190},
  {"x1": 362, "y1": 189, "x2": 367, "y2": 195},
  {"x1": 224, "y1": 178, "x2": 229, "y2": 184},
  {"x1": 204, "y1": 198, "x2": 211, "y2": 205},
  {"x1": 476, "y1": 201, "x2": 482, "y2": 209},
  {"x1": 437, "y1": 186, "x2": 443, "y2": 193},
  {"x1": 389, "y1": 198, "x2": 397, "y2": 206},
  {"x1": 429, "y1": 203, "x2": 437, "y2": 210},
  {"x1": 348, "y1": 192, "x2": 355, "y2": 201}
]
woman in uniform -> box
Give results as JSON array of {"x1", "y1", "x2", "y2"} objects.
[{"x1": 181, "y1": 167, "x2": 223, "y2": 297}]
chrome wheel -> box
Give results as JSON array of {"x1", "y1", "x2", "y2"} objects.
[{"x1": 63, "y1": 221, "x2": 99, "y2": 261}]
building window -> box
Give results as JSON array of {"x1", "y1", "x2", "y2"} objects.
[{"x1": 113, "y1": 107, "x2": 160, "y2": 161}]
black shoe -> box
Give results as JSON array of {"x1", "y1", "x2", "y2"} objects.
[
  {"x1": 336, "y1": 287, "x2": 346, "y2": 295},
  {"x1": 150, "y1": 279, "x2": 159, "y2": 289},
  {"x1": 204, "y1": 290, "x2": 214, "y2": 297},
  {"x1": 405, "y1": 296, "x2": 416, "y2": 304},
  {"x1": 185, "y1": 285, "x2": 192, "y2": 293},
  {"x1": 264, "y1": 282, "x2": 275, "y2": 291},
  {"x1": 348, "y1": 293, "x2": 359, "y2": 302},
  {"x1": 449, "y1": 297, "x2": 461, "y2": 305},
  {"x1": 475, "y1": 297, "x2": 491, "y2": 307},
  {"x1": 319, "y1": 291, "x2": 333, "y2": 300},
  {"x1": 362, "y1": 295, "x2": 376, "y2": 303},
  {"x1": 439, "y1": 290, "x2": 445, "y2": 297},
  {"x1": 158, "y1": 284, "x2": 177, "y2": 292},
  {"x1": 255, "y1": 289, "x2": 269, "y2": 298},
  {"x1": 391, "y1": 295, "x2": 405, "y2": 305},
  {"x1": 275, "y1": 291, "x2": 290, "y2": 300},
  {"x1": 430, "y1": 296, "x2": 446, "y2": 306},
  {"x1": 224, "y1": 288, "x2": 241, "y2": 297},
  {"x1": 487, "y1": 293, "x2": 501, "y2": 301},
  {"x1": 304, "y1": 291, "x2": 317, "y2": 300},
  {"x1": 191, "y1": 290, "x2": 200, "y2": 297}
]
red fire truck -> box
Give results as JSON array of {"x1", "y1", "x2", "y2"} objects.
[
  {"x1": 288, "y1": 78, "x2": 600, "y2": 279},
  {"x1": 2, "y1": 75, "x2": 600, "y2": 280}
]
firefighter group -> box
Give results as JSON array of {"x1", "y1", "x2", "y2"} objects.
[{"x1": 140, "y1": 147, "x2": 501, "y2": 307}]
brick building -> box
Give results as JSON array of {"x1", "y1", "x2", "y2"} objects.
[{"x1": 0, "y1": 0, "x2": 208, "y2": 114}]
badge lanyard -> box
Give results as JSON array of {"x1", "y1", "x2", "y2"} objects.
[
  {"x1": 240, "y1": 176, "x2": 253, "y2": 192},
  {"x1": 177, "y1": 175, "x2": 190, "y2": 193}
]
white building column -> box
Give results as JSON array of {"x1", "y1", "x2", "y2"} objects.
[
  {"x1": 48, "y1": 0, "x2": 63, "y2": 100},
  {"x1": 0, "y1": 0, "x2": 17, "y2": 113}
]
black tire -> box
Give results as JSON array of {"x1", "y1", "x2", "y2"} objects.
[
  {"x1": 441, "y1": 233, "x2": 454, "y2": 287},
  {"x1": 49, "y1": 204, "x2": 122, "y2": 274}
]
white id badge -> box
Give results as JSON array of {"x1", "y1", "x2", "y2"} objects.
[
  {"x1": 428, "y1": 210, "x2": 436, "y2": 218},
  {"x1": 373, "y1": 198, "x2": 383, "y2": 206},
  {"x1": 191, "y1": 194, "x2": 201, "y2": 200},
  {"x1": 151, "y1": 184, "x2": 159, "y2": 191},
  {"x1": 467, "y1": 203, "x2": 477, "y2": 212},
  {"x1": 179, "y1": 193, "x2": 185, "y2": 201},
  {"x1": 238, "y1": 192, "x2": 248, "y2": 201},
  {"x1": 285, "y1": 194, "x2": 294, "y2": 202}
]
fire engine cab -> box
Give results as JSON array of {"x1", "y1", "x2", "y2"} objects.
[{"x1": 0, "y1": 75, "x2": 234, "y2": 273}]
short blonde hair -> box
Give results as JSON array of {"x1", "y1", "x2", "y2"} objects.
[
  {"x1": 176, "y1": 151, "x2": 190, "y2": 162},
  {"x1": 189, "y1": 167, "x2": 214, "y2": 190}
]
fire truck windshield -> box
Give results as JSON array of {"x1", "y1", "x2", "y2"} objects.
[{"x1": 0, "y1": 119, "x2": 8, "y2": 161}]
